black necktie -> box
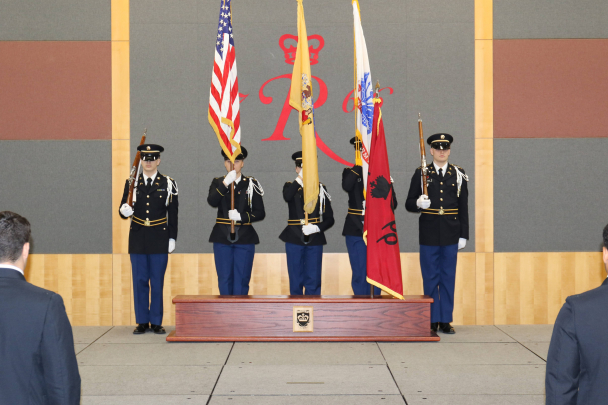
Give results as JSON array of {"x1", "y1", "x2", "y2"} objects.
[
  {"x1": 438, "y1": 168, "x2": 443, "y2": 177},
  {"x1": 146, "y1": 178, "x2": 152, "y2": 191}
]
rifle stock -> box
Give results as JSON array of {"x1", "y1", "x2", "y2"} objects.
[
  {"x1": 418, "y1": 114, "x2": 428, "y2": 196},
  {"x1": 127, "y1": 131, "x2": 147, "y2": 207}
]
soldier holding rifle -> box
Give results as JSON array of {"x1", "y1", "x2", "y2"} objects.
[
  {"x1": 119, "y1": 140, "x2": 178, "y2": 335},
  {"x1": 405, "y1": 116, "x2": 469, "y2": 334},
  {"x1": 207, "y1": 147, "x2": 265, "y2": 295}
]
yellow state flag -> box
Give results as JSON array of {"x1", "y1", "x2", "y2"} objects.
[{"x1": 289, "y1": 0, "x2": 319, "y2": 214}]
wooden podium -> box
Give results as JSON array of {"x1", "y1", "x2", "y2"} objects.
[{"x1": 167, "y1": 295, "x2": 439, "y2": 342}]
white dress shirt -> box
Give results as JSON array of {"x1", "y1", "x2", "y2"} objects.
[
  {"x1": 434, "y1": 162, "x2": 448, "y2": 176},
  {"x1": 0, "y1": 264, "x2": 24, "y2": 275},
  {"x1": 142, "y1": 171, "x2": 157, "y2": 185}
]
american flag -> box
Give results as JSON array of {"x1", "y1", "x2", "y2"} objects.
[{"x1": 208, "y1": 0, "x2": 241, "y2": 161}]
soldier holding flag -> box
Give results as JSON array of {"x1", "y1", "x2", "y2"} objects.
[{"x1": 280, "y1": 0, "x2": 334, "y2": 295}]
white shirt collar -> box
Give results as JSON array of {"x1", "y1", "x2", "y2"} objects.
[
  {"x1": 143, "y1": 171, "x2": 158, "y2": 184},
  {"x1": 0, "y1": 264, "x2": 24, "y2": 275},
  {"x1": 235, "y1": 175, "x2": 242, "y2": 185},
  {"x1": 433, "y1": 161, "x2": 448, "y2": 174}
]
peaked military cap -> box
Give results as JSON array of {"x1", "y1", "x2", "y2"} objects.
[
  {"x1": 292, "y1": 151, "x2": 303, "y2": 167},
  {"x1": 427, "y1": 133, "x2": 453, "y2": 150},
  {"x1": 138, "y1": 144, "x2": 164, "y2": 161},
  {"x1": 349, "y1": 136, "x2": 362, "y2": 149},
  {"x1": 221, "y1": 146, "x2": 248, "y2": 161}
]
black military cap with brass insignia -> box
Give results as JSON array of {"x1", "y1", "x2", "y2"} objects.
[
  {"x1": 427, "y1": 133, "x2": 453, "y2": 150},
  {"x1": 137, "y1": 144, "x2": 164, "y2": 161},
  {"x1": 292, "y1": 151, "x2": 303, "y2": 167},
  {"x1": 221, "y1": 146, "x2": 248, "y2": 161},
  {"x1": 349, "y1": 136, "x2": 362, "y2": 150}
]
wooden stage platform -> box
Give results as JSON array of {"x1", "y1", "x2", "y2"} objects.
[{"x1": 167, "y1": 295, "x2": 439, "y2": 342}]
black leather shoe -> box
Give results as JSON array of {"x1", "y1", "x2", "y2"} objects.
[
  {"x1": 151, "y1": 324, "x2": 166, "y2": 334},
  {"x1": 133, "y1": 323, "x2": 149, "y2": 334},
  {"x1": 431, "y1": 322, "x2": 438, "y2": 332},
  {"x1": 439, "y1": 322, "x2": 455, "y2": 334}
]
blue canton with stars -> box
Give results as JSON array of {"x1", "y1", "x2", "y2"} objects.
[{"x1": 216, "y1": 0, "x2": 234, "y2": 54}]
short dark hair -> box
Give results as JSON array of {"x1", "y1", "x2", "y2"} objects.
[
  {"x1": 0, "y1": 211, "x2": 31, "y2": 263},
  {"x1": 603, "y1": 224, "x2": 608, "y2": 249}
]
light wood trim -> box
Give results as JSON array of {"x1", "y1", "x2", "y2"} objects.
[
  {"x1": 111, "y1": 41, "x2": 130, "y2": 142},
  {"x1": 475, "y1": 252, "x2": 494, "y2": 325},
  {"x1": 474, "y1": 0, "x2": 493, "y2": 40},
  {"x1": 494, "y1": 252, "x2": 605, "y2": 324},
  {"x1": 24, "y1": 254, "x2": 113, "y2": 326},
  {"x1": 475, "y1": 40, "x2": 493, "y2": 140},
  {"x1": 475, "y1": 138, "x2": 493, "y2": 252},
  {"x1": 112, "y1": 254, "x2": 132, "y2": 325},
  {"x1": 112, "y1": 140, "x2": 130, "y2": 253},
  {"x1": 111, "y1": 0, "x2": 129, "y2": 42}
]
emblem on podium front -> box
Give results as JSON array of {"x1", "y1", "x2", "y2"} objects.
[{"x1": 293, "y1": 306, "x2": 313, "y2": 332}]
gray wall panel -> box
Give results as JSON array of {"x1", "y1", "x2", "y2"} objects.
[
  {"x1": 494, "y1": 0, "x2": 608, "y2": 39},
  {"x1": 494, "y1": 139, "x2": 608, "y2": 252},
  {"x1": 0, "y1": 141, "x2": 112, "y2": 253},
  {"x1": 0, "y1": 0, "x2": 110, "y2": 41},
  {"x1": 131, "y1": 0, "x2": 474, "y2": 253}
]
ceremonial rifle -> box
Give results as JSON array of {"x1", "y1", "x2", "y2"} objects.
[
  {"x1": 418, "y1": 113, "x2": 428, "y2": 196},
  {"x1": 127, "y1": 129, "x2": 147, "y2": 207}
]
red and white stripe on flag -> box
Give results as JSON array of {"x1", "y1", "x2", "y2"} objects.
[{"x1": 208, "y1": 0, "x2": 242, "y2": 162}]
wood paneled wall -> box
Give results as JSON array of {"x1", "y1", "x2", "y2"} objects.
[{"x1": 21, "y1": 0, "x2": 606, "y2": 328}]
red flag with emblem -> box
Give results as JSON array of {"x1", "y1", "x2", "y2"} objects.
[{"x1": 363, "y1": 98, "x2": 404, "y2": 299}]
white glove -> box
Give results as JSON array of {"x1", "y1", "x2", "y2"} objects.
[
  {"x1": 458, "y1": 238, "x2": 467, "y2": 250},
  {"x1": 299, "y1": 167, "x2": 304, "y2": 178},
  {"x1": 390, "y1": 175, "x2": 394, "y2": 183},
  {"x1": 295, "y1": 174, "x2": 303, "y2": 186},
  {"x1": 120, "y1": 203, "x2": 134, "y2": 217},
  {"x1": 362, "y1": 200, "x2": 366, "y2": 216},
  {"x1": 416, "y1": 195, "x2": 431, "y2": 209},
  {"x1": 302, "y1": 224, "x2": 320, "y2": 235},
  {"x1": 228, "y1": 209, "x2": 241, "y2": 221},
  {"x1": 223, "y1": 170, "x2": 237, "y2": 186},
  {"x1": 169, "y1": 238, "x2": 176, "y2": 253}
]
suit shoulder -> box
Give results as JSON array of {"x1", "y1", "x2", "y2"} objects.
[{"x1": 567, "y1": 283, "x2": 608, "y2": 306}]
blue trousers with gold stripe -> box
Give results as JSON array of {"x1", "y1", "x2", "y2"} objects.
[
  {"x1": 345, "y1": 235, "x2": 381, "y2": 296},
  {"x1": 420, "y1": 244, "x2": 458, "y2": 323},
  {"x1": 130, "y1": 253, "x2": 168, "y2": 325},
  {"x1": 213, "y1": 243, "x2": 255, "y2": 295},
  {"x1": 285, "y1": 242, "x2": 323, "y2": 295}
]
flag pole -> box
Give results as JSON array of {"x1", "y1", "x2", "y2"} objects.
[
  {"x1": 369, "y1": 80, "x2": 381, "y2": 299},
  {"x1": 230, "y1": 161, "x2": 235, "y2": 236}
]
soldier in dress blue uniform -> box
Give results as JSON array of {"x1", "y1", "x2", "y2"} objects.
[
  {"x1": 342, "y1": 137, "x2": 398, "y2": 295},
  {"x1": 119, "y1": 144, "x2": 178, "y2": 335},
  {"x1": 207, "y1": 147, "x2": 265, "y2": 295},
  {"x1": 279, "y1": 151, "x2": 334, "y2": 295},
  {"x1": 405, "y1": 133, "x2": 469, "y2": 334}
]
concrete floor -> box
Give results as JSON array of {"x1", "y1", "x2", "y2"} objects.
[{"x1": 75, "y1": 325, "x2": 552, "y2": 404}]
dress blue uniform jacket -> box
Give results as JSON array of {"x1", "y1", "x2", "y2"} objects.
[
  {"x1": 207, "y1": 175, "x2": 265, "y2": 245},
  {"x1": 279, "y1": 181, "x2": 334, "y2": 246},
  {"x1": 119, "y1": 172, "x2": 178, "y2": 254},
  {"x1": 405, "y1": 163, "x2": 468, "y2": 246},
  {"x1": 342, "y1": 165, "x2": 397, "y2": 236},
  {"x1": 546, "y1": 277, "x2": 608, "y2": 405},
  {"x1": 0, "y1": 267, "x2": 81, "y2": 404}
]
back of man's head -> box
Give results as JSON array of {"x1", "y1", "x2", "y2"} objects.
[{"x1": 0, "y1": 211, "x2": 31, "y2": 264}]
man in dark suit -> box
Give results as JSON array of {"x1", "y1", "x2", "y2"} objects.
[
  {"x1": 406, "y1": 133, "x2": 469, "y2": 334},
  {"x1": 279, "y1": 151, "x2": 334, "y2": 295},
  {"x1": 0, "y1": 211, "x2": 81, "y2": 404},
  {"x1": 207, "y1": 147, "x2": 265, "y2": 295},
  {"x1": 545, "y1": 224, "x2": 608, "y2": 404},
  {"x1": 119, "y1": 143, "x2": 179, "y2": 334}
]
